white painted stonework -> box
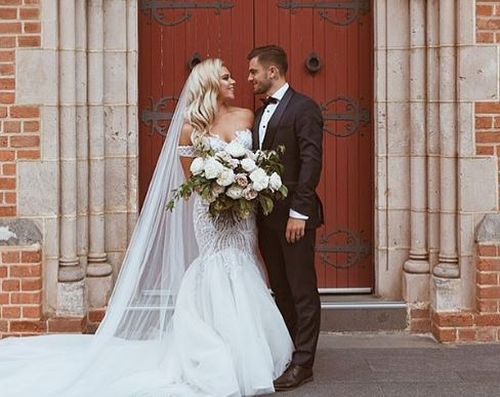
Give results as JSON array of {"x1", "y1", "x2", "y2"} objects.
[{"x1": 10, "y1": 0, "x2": 500, "y2": 318}]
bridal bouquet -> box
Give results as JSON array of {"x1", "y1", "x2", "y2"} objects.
[{"x1": 167, "y1": 138, "x2": 288, "y2": 221}]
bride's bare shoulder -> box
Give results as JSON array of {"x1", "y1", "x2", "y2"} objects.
[{"x1": 229, "y1": 106, "x2": 254, "y2": 129}]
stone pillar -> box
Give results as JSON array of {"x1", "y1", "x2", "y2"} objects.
[
  {"x1": 57, "y1": 0, "x2": 86, "y2": 316},
  {"x1": 403, "y1": 0, "x2": 430, "y2": 303},
  {"x1": 86, "y1": 0, "x2": 113, "y2": 310},
  {"x1": 431, "y1": 0, "x2": 461, "y2": 311}
]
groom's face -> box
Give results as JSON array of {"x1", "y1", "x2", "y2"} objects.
[{"x1": 248, "y1": 57, "x2": 273, "y2": 95}]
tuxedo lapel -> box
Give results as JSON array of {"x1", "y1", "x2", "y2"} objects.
[
  {"x1": 262, "y1": 88, "x2": 294, "y2": 150},
  {"x1": 253, "y1": 106, "x2": 264, "y2": 151}
]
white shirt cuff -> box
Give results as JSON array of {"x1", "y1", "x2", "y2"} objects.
[{"x1": 289, "y1": 209, "x2": 309, "y2": 220}]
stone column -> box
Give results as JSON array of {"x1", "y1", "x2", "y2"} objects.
[
  {"x1": 403, "y1": 0, "x2": 430, "y2": 303},
  {"x1": 86, "y1": 0, "x2": 113, "y2": 310},
  {"x1": 57, "y1": 0, "x2": 86, "y2": 316}
]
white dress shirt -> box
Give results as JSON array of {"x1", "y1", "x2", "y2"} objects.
[{"x1": 258, "y1": 83, "x2": 308, "y2": 221}]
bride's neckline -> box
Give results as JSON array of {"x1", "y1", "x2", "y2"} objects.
[{"x1": 207, "y1": 129, "x2": 251, "y2": 144}]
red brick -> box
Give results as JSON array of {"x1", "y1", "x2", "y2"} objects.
[
  {"x1": 2, "y1": 279, "x2": 19, "y2": 292},
  {"x1": 477, "y1": 272, "x2": 498, "y2": 285},
  {"x1": 0, "y1": 8, "x2": 17, "y2": 19},
  {"x1": 10, "y1": 264, "x2": 40, "y2": 278},
  {"x1": 477, "y1": 145, "x2": 494, "y2": 155},
  {"x1": 0, "y1": 51, "x2": 14, "y2": 62},
  {"x1": 496, "y1": 118, "x2": 500, "y2": 128},
  {"x1": 21, "y1": 305, "x2": 41, "y2": 319},
  {"x1": 9, "y1": 320, "x2": 46, "y2": 333},
  {"x1": 477, "y1": 258, "x2": 500, "y2": 271},
  {"x1": 21, "y1": 278, "x2": 41, "y2": 291},
  {"x1": 477, "y1": 17, "x2": 500, "y2": 30},
  {"x1": 3, "y1": 120, "x2": 20, "y2": 132},
  {"x1": 0, "y1": 0, "x2": 21, "y2": 4},
  {"x1": 4, "y1": 192, "x2": 15, "y2": 204},
  {"x1": 0, "y1": 64, "x2": 14, "y2": 76},
  {"x1": 0, "y1": 266, "x2": 7, "y2": 277},
  {"x1": 24, "y1": 0, "x2": 40, "y2": 4},
  {"x1": 10, "y1": 135, "x2": 39, "y2": 148},
  {"x1": 23, "y1": 22, "x2": 40, "y2": 34},
  {"x1": 21, "y1": 250, "x2": 40, "y2": 263},
  {"x1": 476, "y1": 103, "x2": 500, "y2": 114},
  {"x1": 17, "y1": 149, "x2": 40, "y2": 160},
  {"x1": 434, "y1": 312, "x2": 475, "y2": 327},
  {"x1": 0, "y1": 22, "x2": 21, "y2": 34},
  {"x1": 477, "y1": 32, "x2": 495, "y2": 43},
  {"x1": 2, "y1": 163, "x2": 15, "y2": 176},
  {"x1": 410, "y1": 308, "x2": 430, "y2": 320},
  {"x1": 0, "y1": 177, "x2": 16, "y2": 190},
  {"x1": 477, "y1": 327, "x2": 496, "y2": 342},
  {"x1": 476, "y1": 116, "x2": 493, "y2": 129},
  {"x1": 2, "y1": 306, "x2": 20, "y2": 319},
  {"x1": 0, "y1": 151, "x2": 15, "y2": 161},
  {"x1": 0, "y1": 293, "x2": 8, "y2": 304},
  {"x1": 431, "y1": 324, "x2": 456, "y2": 343},
  {"x1": 457, "y1": 328, "x2": 477, "y2": 342},
  {"x1": 9, "y1": 106, "x2": 39, "y2": 118},
  {"x1": 47, "y1": 317, "x2": 86, "y2": 333},
  {"x1": 19, "y1": 7, "x2": 39, "y2": 19},
  {"x1": 477, "y1": 299, "x2": 498, "y2": 313},
  {"x1": 0, "y1": 78, "x2": 15, "y2": 90},
  {"x1": 10, "y1": 291, "x2": 41, "y2": 305},
  {"x1": 477, "y1": 5, "x2": 494, "y2": 16},
  {"x1": 0, "y1": 207, "x2": 16, "y2": 217},
  {"x1": 1, "y1": 251, "x2": 19, "y2": 263},
  {"x1": 0, "y1": 320, "x2": 7, "y2": 332},
  {"x1": 0, "y1": 37, "x2": 16, "y2": 48},
  {"x1": 478, "y1": 244, "x2": 498, "y2": 257},
  {"x1": 410, "y1": 319, "x2": 431, "y2": 333},
  {"x1": 88, "y1": 309, "x2": 106, "y2": 323},
  {"x1": 475, "y1": 313, "x2": 500, "y2": 326},
  {"x1": 0, "y1": 136, "x2": 8, "y2": 147},
  {"x1": 478, "y1": 286, "x2": 500, "y2": 299},
  {"x1": 0, "y1": 107, "x2": 7, "y2": 118},
  {"x1": 17, "y1": 36, "x2": 40, "y2": 47},
  {"x1": 23, "y1": 121, "x2": 38, "y2": 132},
  {"x1": 0, "y1": 93, "x2": 15, "y2": 104}
]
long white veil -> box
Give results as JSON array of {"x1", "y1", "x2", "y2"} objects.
[{"x1": 0, "y1": 78, "x2": 200, "y2": 396}]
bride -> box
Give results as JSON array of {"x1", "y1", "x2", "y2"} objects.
[{"x1": 0, "y1": 59, "x2": 293, "y2": 397}]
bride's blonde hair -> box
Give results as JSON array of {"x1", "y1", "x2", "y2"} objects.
[{"x1": 185, "y1": 58, "x2": 224, "y2": 138}]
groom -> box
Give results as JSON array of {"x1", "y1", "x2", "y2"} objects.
[{"x1": 248, "y1": 45, "x2": 323, "y2": 391}]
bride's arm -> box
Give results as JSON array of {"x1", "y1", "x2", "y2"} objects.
[{"x1": 178, "y1": 123, "x2": 194, "y2": 179}]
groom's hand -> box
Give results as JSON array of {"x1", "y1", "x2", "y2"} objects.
[{"x1": 286, "y1": 218, "x2": 306, "y2": 244}]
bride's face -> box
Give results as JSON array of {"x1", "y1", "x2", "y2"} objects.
[
  {"x1": 248, "y1": 57, "x2": 273, "y2": 95},
  {"x1": 219, "y1": 66, "x2": 236, "y2": 101}
]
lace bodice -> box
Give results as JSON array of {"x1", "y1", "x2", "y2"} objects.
[{"x1": 192, "y1": 129, "x2": 257, "y2": 257}]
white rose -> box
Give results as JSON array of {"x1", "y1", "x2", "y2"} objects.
[
  {"x1": 242, "y1": 187, "x2": 258, "y2": 200},
  {"x1": 204, "y1": 157, "x2": 224, "y2": 179},
  {"x1": 216, "y1": 168, "x2": 235, "y2": 187},
  {"x1": 241, "y1": 158, "x2": 257, "y2": 172},
  {"x1": 225, "y1": 141, "x2": 247, "y2": 158},
  {"x1": 190, "y1": 157, "x2": 205, "y2": 175},
  {"x1": 215, "y1": 151, "x2": 231, "y2": 163},
  {"x1": 229, "y1": 158, "x2": 240, "y2": 169},
  {"x1": 269, "y1": 172, "x2": 282, "y2": 191},
  {"x1": 249, "y1": 168, "x2": 269, "y2": 192},
  {"x1": 226, "y1": 185, "x2": 244, "y2": 199},
  {"x1": 246, "y1": 150, "x2": 257, "y2": 161}
]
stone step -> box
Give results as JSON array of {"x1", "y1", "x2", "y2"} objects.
[{"x1": 320, "y1": 295, "x2": 408, "y2": 332}]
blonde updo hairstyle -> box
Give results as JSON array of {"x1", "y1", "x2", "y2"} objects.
[{"x1": 185, "y1": 58, "x2": 224, "y2": 140}]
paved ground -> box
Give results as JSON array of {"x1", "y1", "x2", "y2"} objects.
[{"x1": 263, "y1": 332, "x2": 500, "y2": 397}]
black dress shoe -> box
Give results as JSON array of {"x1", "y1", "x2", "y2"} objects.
[{"x1": 273, "y1": 364, "x2": 313, "y2": 391}]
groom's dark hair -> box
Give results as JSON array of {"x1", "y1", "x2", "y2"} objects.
[{"x1": 248, "y1": 45, "x2": 288, "y2": 76}]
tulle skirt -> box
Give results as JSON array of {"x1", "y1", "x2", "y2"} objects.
[{"x1": 0, "y1": 247, "x2": 292, "y2": 397}]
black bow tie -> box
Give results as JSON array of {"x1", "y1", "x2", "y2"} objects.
[{"x1": 260, "y1": 96, "x2": 279, "y2": 106}]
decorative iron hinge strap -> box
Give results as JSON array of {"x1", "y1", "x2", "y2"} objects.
[
  {"x1": 278, "y1": 1, "x2": 369, "y2": 26},
  {"x1": 140, "y1": 1, "x2": 234, "y2": 27}
]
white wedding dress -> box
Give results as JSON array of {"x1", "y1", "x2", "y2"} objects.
[{"x1": 0, "y1": 129, "x2": 293, "y2": 397}]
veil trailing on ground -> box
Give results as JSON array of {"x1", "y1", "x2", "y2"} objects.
[{"x1": 0, "y1": 77, "x2": 201, "y2": 396}]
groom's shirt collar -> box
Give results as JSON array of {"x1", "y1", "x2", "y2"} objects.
[{"x1": 269, "y1": 83, "x2": 289, "y2": 102}]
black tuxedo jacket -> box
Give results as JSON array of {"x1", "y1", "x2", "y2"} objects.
[{"x1": 252, "y1": 87, "x2": 324, "y2": 230}]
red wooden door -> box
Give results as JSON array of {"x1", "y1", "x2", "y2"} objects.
[{"x1": 138, "y1": 0, "x2": 373, "y2": 292}]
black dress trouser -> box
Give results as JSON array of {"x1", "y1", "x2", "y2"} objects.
[{"x1": 258, "y1": 225, "x2": 321, "y2": 369}]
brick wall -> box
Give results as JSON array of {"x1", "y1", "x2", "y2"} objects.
[
  {"x1": 0, "y1": 0, "x2": 41, "y2": 218},
  {"x1": 430, "y1": 243, "x2": 500, "y2": 342}
]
